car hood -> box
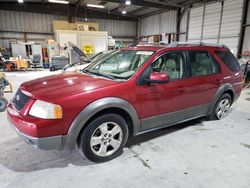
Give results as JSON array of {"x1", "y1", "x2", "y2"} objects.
[{"x1": 20, "y1": 72, "x2": 119, "y2": 102}]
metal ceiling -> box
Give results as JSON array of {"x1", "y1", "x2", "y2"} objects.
[{"x1": 0, "y1": 0, "x2": 221, "y2": 20}]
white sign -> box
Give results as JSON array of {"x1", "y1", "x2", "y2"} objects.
[{"x1": 77, "y1": 24, "x2": 89, "y2": 31}]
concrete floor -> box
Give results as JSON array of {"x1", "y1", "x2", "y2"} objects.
[{"x1": 0, "y1": 71, "x2": 250, "y2": 188}]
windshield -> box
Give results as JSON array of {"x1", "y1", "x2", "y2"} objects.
[
  {"x1": 90, "y1": 52, "x2": 104, "y2": 60},
  {"x1": 85, "y1": 50, "x2": 154, "y2": 80},
  {"x1": 89, "y1": 51, "x2": 113, "y2": 62}
]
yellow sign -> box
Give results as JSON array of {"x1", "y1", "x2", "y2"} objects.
[{"x1": 83, "y1": 44, "x2": 94, "y2": 56}]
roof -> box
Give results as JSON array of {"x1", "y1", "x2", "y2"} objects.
[
  {"x1": 0, "y1": 0, "x2": 221, "y2": 19},
  {"x1": 122, "y1": 42, "x2": 228, "y2": 51},
  {"x1": 122, "y1": 43, "x2": 166, "y2": 51}
]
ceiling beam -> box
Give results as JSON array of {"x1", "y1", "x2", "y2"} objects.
[
  {"x1": 144, "y1": 0, "x2": 183, "y2": 8},
  {"x1": 85, "y1": 7, "x2": 138, "y2": 19},
  {"x1": 127, "y1": 7, "x2": 148, "y2": 15},
  {"x1": 99, "y1": 1, "x2": 108, "y2": 6},
  {"x1": 74, "y1": 0, "x2": 85, "y2": 6},
  {"x1": 104, "y1": 0, "x2": 179, "y2": 10},
  {"x1": 0, "y1": 2, "x2": 138, "y2": 21},
  {"x1": 141, "y1": 9, "x2": 169, "y2": 18},
  {"x1": 110, "y1": 4, "x2": 124, "y2": 13},
  {"x1": 179, "y1": 0, "x2": 219, "y2": 7},
  {"x1": 74, "y1": 0, "x2": 85, "y2": 17}
]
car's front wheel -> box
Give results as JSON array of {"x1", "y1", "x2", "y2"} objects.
[{"x1": 78, "y1": 114, "x2": 129, "y2": 163}]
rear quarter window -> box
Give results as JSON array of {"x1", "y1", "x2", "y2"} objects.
[{"x1": 215, "y1": 51, "x2": 240, "y2": 72}]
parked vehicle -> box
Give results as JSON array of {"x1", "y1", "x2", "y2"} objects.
[
  {"x1": 7, "y1": 42, "x2": 242, "y2": 162},
  {"x1": 240, "y1": 60, "x2": 250, "y2": 87},
  {"x1": 63, "y1": 50, "x2": 113, "y2": 72},
  {"x1": 0, "y1": 73, "x2": 13, "y2": 112}
]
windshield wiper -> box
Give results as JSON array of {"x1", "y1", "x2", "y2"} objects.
[
  {"x1": 82, "y1": 69, "x2": 115, "y2": 80},
  {"x1": 82, "y1": 69, "x2": 91, "y2": 75}
]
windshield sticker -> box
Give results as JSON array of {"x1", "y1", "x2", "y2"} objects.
[{"x1": 136, "y1": 51, "x2": 154, "y2": 56}]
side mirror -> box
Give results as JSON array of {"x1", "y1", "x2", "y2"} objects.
[{"x1": 144, "y1": 72, "x2": 169, "y2": 84}]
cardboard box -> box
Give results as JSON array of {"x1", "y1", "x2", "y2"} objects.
[{"x1": 53, "y1": 20, "x2": 99, "y2": 32}]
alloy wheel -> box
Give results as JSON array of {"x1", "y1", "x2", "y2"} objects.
[
  {"x1": 90, "y1": 122, "x2": 123, "y2": 157},
  {"x1": 215, "y1": 98, "x2": 230, "y2": 119}
]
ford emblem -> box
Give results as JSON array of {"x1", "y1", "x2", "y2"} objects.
[{"x1": 16, "y1": 95, "x2": 20, "y2": 101}]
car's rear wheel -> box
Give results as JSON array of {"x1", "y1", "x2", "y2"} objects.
[
  {"x1": 78, "y1": 114, "x2": 128, "y2": 163},
  {"x1": 209, "y1": 93, "x2": 232, "y2": 120}
]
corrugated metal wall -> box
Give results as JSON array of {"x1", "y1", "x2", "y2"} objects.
[
  {"x1": 0, "y1": 32, "x2": 54, "y2": 49},
  {"x1": 242, "y1": 0, "x2": 250, "y2": 52},
  {"x1": 0, "y1": 10, "x2": 137, "y2": 48},
  {"x1": 188, "y1": 7, "x2": 204, "y2": 41},
  {"x1": 188, "y1": 0, "x2": 244, "y2": 55},
  {"x1": 203, "y1": 2, "x2": 222, "y2": 42},
  {"x1": 140, "y1": 11, "x2": 177, "y2": 36},
  {"x1": 219, "y1": 0, "x2": 243, "y2": 54},
  {"x1": 140, "y1": 14, "x2": 160, "y2": 36},
  {"x1": 76, "y1": 17, "x2": 136, "y2": 37},
  {"x1": 179, "y1": 9, "x2": 188, "y2": 41},
  {"x1": 0, "y1": 10, "x2": 67, "y2": 33}
]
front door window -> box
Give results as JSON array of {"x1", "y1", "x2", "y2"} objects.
[{"x1": 152, "y1": 52, "x2": 186, "y2": 80}]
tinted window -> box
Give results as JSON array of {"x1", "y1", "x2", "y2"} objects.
[
  {"x1": 215, "y1": 51, "x2": 240, "y2": 72},
  {"x1": 152, "y1": 52, "x2": 185, "y2": 80},
  {"x1": 189, "y1": 51, "x2": 220, "y2": 76}
]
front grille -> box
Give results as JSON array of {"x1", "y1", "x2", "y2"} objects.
[{"x1": 13, "y1": 89, "x2": 30, "y2": 111}]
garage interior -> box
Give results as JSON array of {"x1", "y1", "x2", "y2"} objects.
[{"x1": 0, "y1": 0, "x2": 250, "y2": 187}]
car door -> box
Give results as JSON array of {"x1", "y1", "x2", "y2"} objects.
[
  {"x1": 186, "y1": 50, "x2": 222, "y2": 109},
  {"x1": 138, "y1": 51, "x2": 191, "y2": 132}
]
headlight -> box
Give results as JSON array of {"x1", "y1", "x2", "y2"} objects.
[{"x1": 29, "y1": 100, "x2": 63, "y2": 119}]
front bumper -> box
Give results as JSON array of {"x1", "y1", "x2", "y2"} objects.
[
  {"x1": 9, "y1": 121, "x2": 62, "y2": 150},
  {"x1": 7, "y1": 102, "x2": 63, "y2": 150}
]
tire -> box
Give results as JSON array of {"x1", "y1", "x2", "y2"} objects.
[
  {"x1": 50, "y1": 66, "x2": 55, "y2": 72},
  {"x1": 78, "y1": 114, "x2": 129, "y2": 163},
  {"x1": 209, "y1": 93, "x2": 232, "y2": 120},
  {"x1": 0, "y1": 97, "x2": 8, "y2": 112}
]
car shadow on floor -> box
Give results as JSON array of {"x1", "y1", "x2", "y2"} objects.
[
  {"x1": 126, "y1": 118, "x2": 204, "y2": 147},
  {"x1": 0, "y1": 118, "x2": 204, "y2": 173},
  {"x1": 0, "y1": 138, "x2": 94, "y2": 172}
]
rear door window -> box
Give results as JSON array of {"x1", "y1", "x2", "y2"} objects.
[
  {"x1": 188, "y1": 51, "x2": 220, "y2": 76},
  {"x1": 215, "y1": 51, "x2": 240, "y2": 72}
]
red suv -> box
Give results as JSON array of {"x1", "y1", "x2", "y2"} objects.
[{"x1": 7, "y1": 42, "x2": 242, "y2": 162}]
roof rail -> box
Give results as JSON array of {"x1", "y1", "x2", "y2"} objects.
[
  {"x1": 136, "y1": 41, "x2": 162, "y2": 46},
  {"x1": 167, "y1": 41, "x2": 226, "y2": 48}
]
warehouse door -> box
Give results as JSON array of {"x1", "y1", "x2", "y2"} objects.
[
  {"x1": 188, "y1": 0, "x2": 244, "y2": 55},
  {"x1": 219, "y1": 0, "x2": 244, "y2": 55}
]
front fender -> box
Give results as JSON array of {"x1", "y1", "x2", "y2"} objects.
[{"x1": 61, "y1": 97, "x2": 140, "y2": 151}]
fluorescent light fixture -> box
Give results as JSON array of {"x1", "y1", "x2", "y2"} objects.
[
  {"x1": 48, "y1": 0, "x2": 69, "y2": 4},
  {"x1": 125, "y1": 0, "x2": 131, "y2": 5},
  {"x1": 18, "y1": 0, "x2": 24, "y2": 3},
  {"x1": 87, "y1": 4, "x2": 105, "y2": 8},
  {"x1": 122, "y1": 10, "x2": 127, "y2": 14}
]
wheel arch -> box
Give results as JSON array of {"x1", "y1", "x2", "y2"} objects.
[
  {"x1": 207, "y1": 83, "x2": 235, "y2": 115},
  {"x1": 62, "y1": 97, "x2": 140, "y2": 151},
  {"x1": 223, "y1": 89, "x2": 234, "y2": 102}
]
